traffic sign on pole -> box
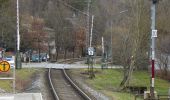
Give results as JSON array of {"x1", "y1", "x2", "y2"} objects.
[
  {"x1": 0, "y1": 59, "x2": 15, "y2": 93},
  {"x1": 0, "y1": 61, "x2": 10, "y2": 72},
  {"x1": 88, "y1": 47, "x2": 94, "y2": 56},
  {"x1": 152, "y1": 30, "x2": 157, "y2": 37}
]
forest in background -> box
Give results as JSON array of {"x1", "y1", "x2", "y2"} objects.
[{"x1": 0, "y1": 0, "x2": 170, "y2": 88}]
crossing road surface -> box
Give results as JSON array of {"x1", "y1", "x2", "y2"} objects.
[{"x1": 22, "y1": 62, "x2": 123, "y2": 69}]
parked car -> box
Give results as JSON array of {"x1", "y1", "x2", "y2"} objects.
[
  {"x1": 31, "y1": 54, "x2": 42, "y2": 62},
  {"x1": 31, "y1": 53, "x2": 47, "y2": 62},
  {"x1": 4, "y1": 56, "x2": 15, "y2": 67},
  {"x1": 41, "y1": 53, "x2": 48, "y2": 61}
]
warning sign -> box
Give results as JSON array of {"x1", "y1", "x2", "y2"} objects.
[{"x1": 0, "y1": 61, "x2": 10, "y2": 72}]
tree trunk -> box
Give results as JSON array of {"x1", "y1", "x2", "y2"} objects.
[
  {"x1": 120, "y1": 58, "x2": 135, "y2": 89},
  {"x1": 163, "y1": 56, "x2": 168, "y2": 76},
  {"x1": 120, "y1": 47, "x2": 138, "y2": 89}
]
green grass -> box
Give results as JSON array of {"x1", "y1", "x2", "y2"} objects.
[
  {"x1": 0, "y1": 68, "x2": 40, "y2": 92},
  {"x1": 16, "y1": 68, "x2": 38, "y2": 80},
  {"x1": 131, "y1": 71, "x2": 170, "y2": 94},
  {"x1": 87, "y1": 69, "x2": 123, "y2": 90},
  {"x1": 84, "y1": 69, "x2": 170, "y2": 100},
  {"x1": 0, "y1": 80, "x2": 12, "y2": 92}
]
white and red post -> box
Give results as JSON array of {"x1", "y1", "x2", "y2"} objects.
[{"x1": 150, "y1": 0, "x2": 157, "y2": 98}]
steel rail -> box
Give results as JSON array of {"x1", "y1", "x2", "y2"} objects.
[
  {"x1": 48, "y1": 68, "x2": 60, "y2": 100},
  {"x1": 48, "y1": 58, "x2": 93, "y2": 100},
  {"x1": 63, "y1": 69, "x2": 92, "y2": 100}
]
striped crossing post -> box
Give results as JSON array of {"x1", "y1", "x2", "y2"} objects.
[{"x1": 150, "y1": 0, "x2": 158, "y2": 99}]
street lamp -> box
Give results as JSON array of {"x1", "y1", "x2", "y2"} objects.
[
  {"x1": 15, "y1": 0, "x2": 22, "y2": 69},
  {"x1": 61, "y1": 0, "x2": 95, "y2": 77},
  {"x1": 110, "y1": 10, "x2": 128, "y2": 64}
]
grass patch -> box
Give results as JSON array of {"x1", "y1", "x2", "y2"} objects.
[
  {"x1": 16, "y1": 68, "x2": 38, "y2": 80},
  {"x1": 0, "y1": 80, "x2": 12, "y2": 92},
  {"x1": 87, "y1": 69, "x2": 123, "y2": 90},
  {"x1": 0, "y1": 68, "x2": 41, "y2": 92},
  {"x1": 84, "y1": 69, "x2": 170, "y2": 100}
]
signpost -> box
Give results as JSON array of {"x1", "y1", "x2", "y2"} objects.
[
  {"x1": 87, "y1": 15, "x2": 95, "y2": 79},
  {"x1": 0, "y1": 61, "x2": 10, "y2": 72},
  {"x1": 88, "y1": 47, "x2": 95, "y2": 78},
  {"x1": 88, "y1": 47, "x2": 94, "y2": 56},
  {"x1": 0, "y1": 59, "x2": 15, "y2": 93}
]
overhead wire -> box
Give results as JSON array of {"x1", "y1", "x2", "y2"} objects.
[
  {"x1": 56, "y1": 0, "x2": 101, "y2": 37},
  {"x1": 57, "y1": 0, "x2": 89, "y2": 16}
]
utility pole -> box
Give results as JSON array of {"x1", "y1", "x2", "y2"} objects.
[
  {"x1": 101, "y1": 37, "x2": 105, "y2": 69},
  {"x1": 86, "y1": 0, "x2": 91, "y2": 74},
  {"x1": 89, "y1": 15, "x2": 95, "y2": 79},
  {"x1": 110, "y1": 10, "x2": 128, "y2": 66},
  {"x1": 16, "y1": 0, "x2": 22, "y2": 69},
  {"x1": 150, "y1": 0, "x2": 158, "y2": 99},
  {"x1": 102, "y1": 37, "x2": 104, "y2": 55},
  {"x1": 89, "y1": 15, "x2": 94, "y2": 47},
  {"x1": 86, "y1": 0, "x2": 91, "y2": 48}
]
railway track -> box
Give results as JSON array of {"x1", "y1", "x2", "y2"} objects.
[{"x1": 48, "y1": 58, "x2": 92, "y2": 100}]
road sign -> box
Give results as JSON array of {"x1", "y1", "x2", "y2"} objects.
[
  {"x1": 0, "y1": 61, "x2": 10, "y2": 72},
  {"x1": 152, "y1": 30, "x2": 157, "y2": 37},
  {"x1": 88, "y1": 47, "x2": 94, "y2": 56}
]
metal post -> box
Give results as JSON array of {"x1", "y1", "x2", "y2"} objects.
[
  {"x1": 110, "y1": 22, "x2": 113, "y2": 64},
  {"x1": 102, "y1": 37, "x2": 104, "y2": 55},
  {"x1": 16, "y1": 0, "x2": 21, "y2": 69},
  {"x1": 109, "y1": 10, "x2": 128, "y2": 66},
  {"x1": 86, "y1": 0, "x2": 91, "y2": 48},
  {"x1": 13, "y1": 58, "x2": 16, "y2": 93},
  {"x1": 38, "y1": 39, "x2": 40, "y2": 63},
  {"x1": 86, "y1": 0, "x2": 91, "y2": 73},
  {"x1": 89, "y1": 15, "x2": 94, "y2": 47},
  {"x1": 101, "y1": 37, "x2": 105, "y2": 69},
  {"x1": 17, "y1": 0, "x2": 20, "y2": 52},
  {"x1": 150, "y1": 0, "x2": 157, "y2": 98},
  {"x1": 89, "y1": 15, "x2": 94, "y2": 78}
]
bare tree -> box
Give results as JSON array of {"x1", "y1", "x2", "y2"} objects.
[
  {"x1": 157, "y1": 35, "x2": 170, "y2": 79},
  {"x1": 118, "y1": 0, "x2": 150, "y2": 88}
]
